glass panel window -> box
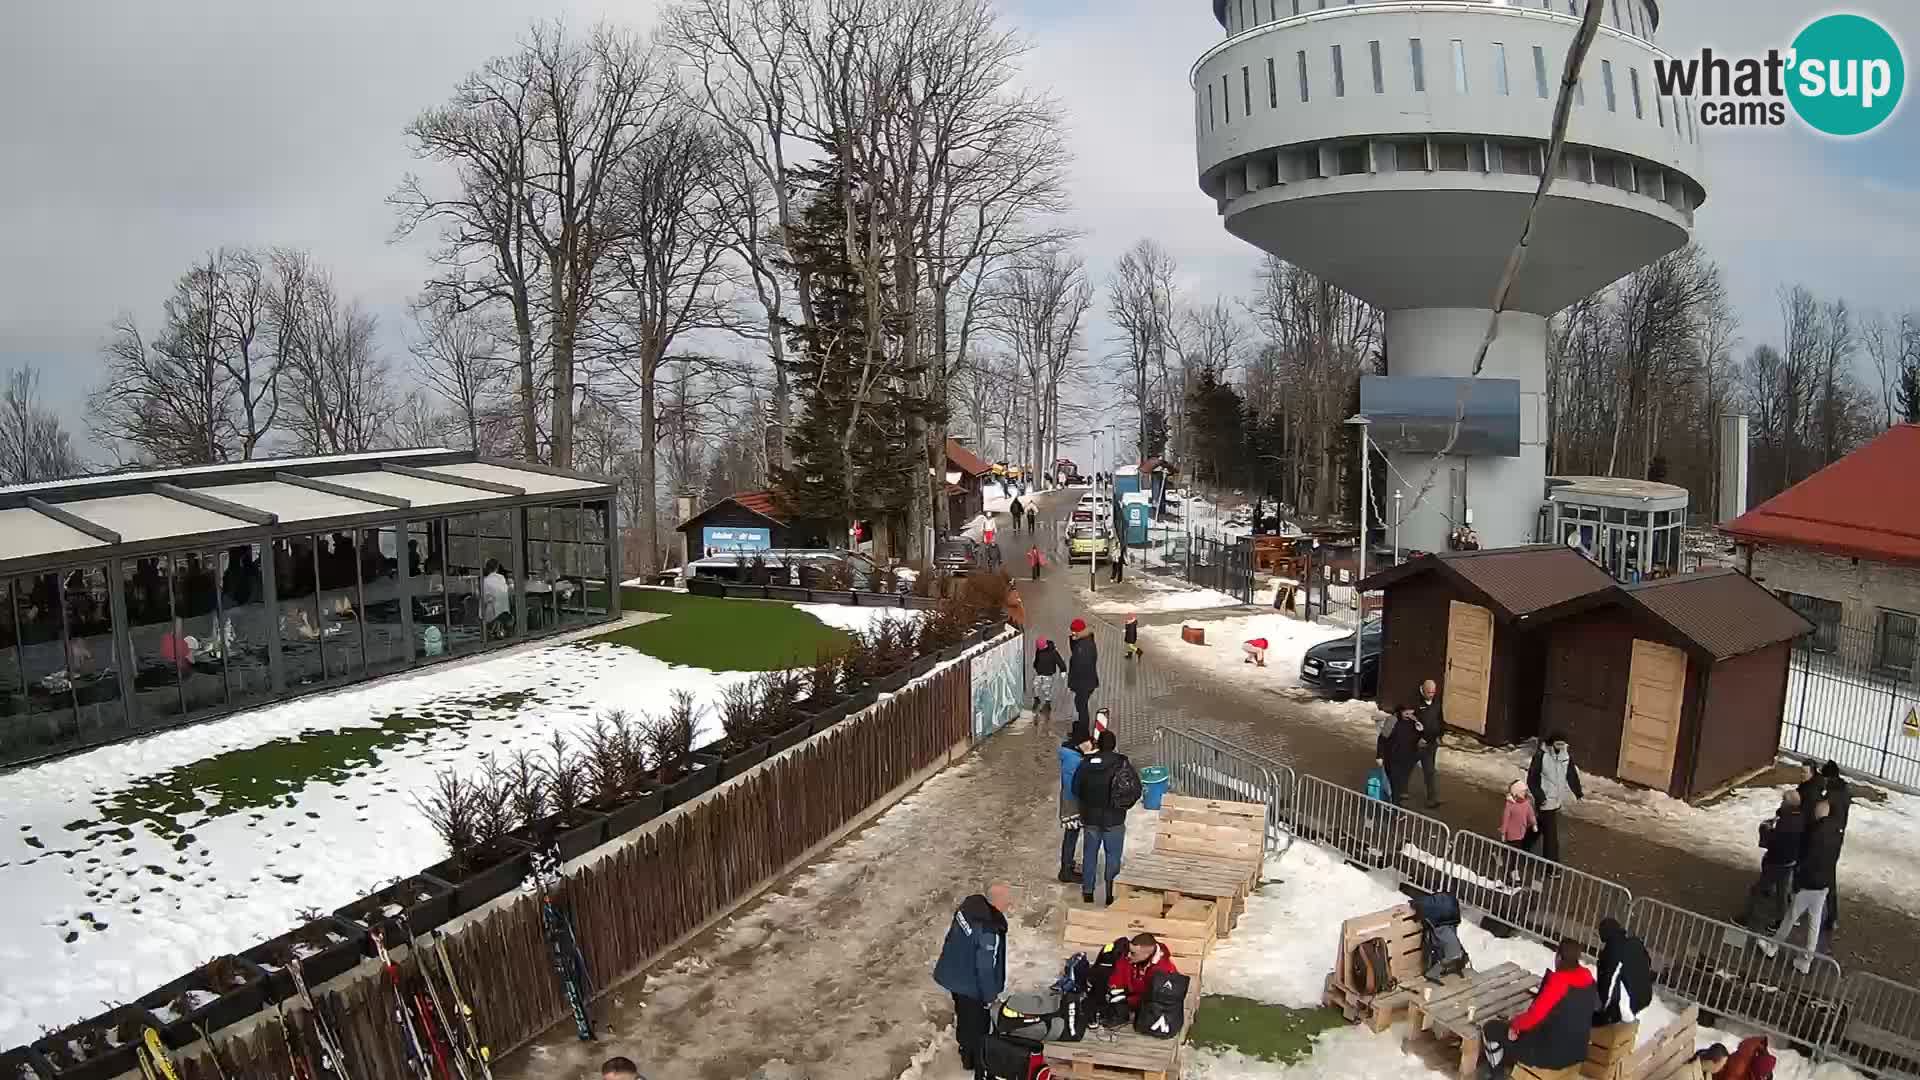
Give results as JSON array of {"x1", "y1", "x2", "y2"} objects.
[
  {"x1": 1451, "y1": 39, "x2": 1468, "y2": 93},
  {"x1": 1292, "y1": 0, "x2": 1300, "y2": 14},
  {"x1": 358, "y1": 528, "x2": 407, "y2": 674},
  {"x1": 1207, "y1": 83, "x2": 1216, "y2": 130},
  {"x1": 1602, "y1": 59, "x2": 1617, "y2": 111},
  {"x1": 1330, "y1": 44, "x2": 1345, "y2": 97},
  {"x1": 174, "y1": 551, "x2": 227, "y2": 716},
  {"x1": 219, "y1": 544, "x2": 271, "y2": 706},
  {"x1": 317, "y1": 531, "x2": 365, "y2": 681},
  {"x1": 1369, "y1": 40, "x2": 1384, "y2": 94},
  {"x1": 525, "y1": 506, "x2": 556, "y2": 635},
  {"x1": 1533, "y1": 46, "x2": 1550, "y2": 98},
  {"x1": 1297, "y1": 50, "x2": 1310, "y2": 102},
  {"x1": 445, "y1": 515, "x2": 486, "y2": 654},
  {"x1": 409, "y1": 520, "x2": 449, "y2": 660},
  {"x1": 1242, "y1": 65, "x2": 1252, "y2": 115},
  {"x1": 0, "y1": 581, "x2": 24, "y2": 759},
  {"x1": 1610, "y1": 0, "x2": 1622, "y2": 27},
  {"x1": 1874, "y1": 611, "x2": 1918, "y2": 679},
  {"x1": 1409, "y1": 38, "x2": 1426, "y2": 92},
  {"x1": 479, "y1": 510, "x2": 516, "y2": 643},
  {"x1": 14, "y1": 573, "x2": 71, "y2": 754},
  {"x1": 125, "y1": 556, "x2": 183, "y2": 727},
  {"x1": 1491, "y1": 43, "x2": 1508, "y2": 95},
  {"x1": 1268, "y1": 57, "x2": 1278, "y2": 107},
  {"x1": 275, "y1": 537, "x2": 324, "y2": 689},
  {"x1": 1781, "y1": 592, "x2": 1841, "y2": 654},
  {"x1": 1629, "y1": 66, "x2": 1644, "y2": 117},
  {"x1": 555, "y1": 505, "x2": 591, "y2": 628},
  {"x1": 1223, "y1": 74, "x2": 1232, "y2": 122},
  {"x1": 583, "y1": 501, "x2": 611, "y2": 619},
  {"x1": 1656, "y1": 91, "x2": 1666, "y2": 127},
  {"x1": 67, "y1": 566, "x2": 120, "y2": 743}
]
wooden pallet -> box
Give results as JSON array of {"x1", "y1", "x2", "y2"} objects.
[
  {"x1": 1324, "y1": 904, "x2": 1436, "y2": 1031},
  {"x1": 1403, "y1": 961, "x2": 1538, "y2": 1080},
  {"x1": 1113, "y1": 852, "x2": 1251, "y2": 936},
  {"x1": 1044, "y1": 973, "x2": 1203, "y2": 1080},
  {"x1": 1623, "y1": 1006, "x2": 1698, "y2": 1080},
  {"x1": 1063, "y1": 903, "x2": 1215, "y2": 982},
  {"x1": 1156, "y1": 795, "x2": 1265, "y2": 883},
  {"x1": 1581, "y1": 1022, "x2": 1640, "y2": 1080}
]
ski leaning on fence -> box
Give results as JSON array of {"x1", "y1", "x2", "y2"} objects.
[
  {"x1": 290, "y1": 953, "x2": 354, "y2": 1080},
  {"x1": 373, "y1": 927, "x2": 436, "y2": 1079},
  {"x1": 527, "y1": 845, "x2": 595, "y2": 1041},
  {"x1": 138, "y1": 1028, "x2": 182, "y2": 1080},
  {"x1": 433, "y1": 928, "x2": 495, "y2": 1079}
]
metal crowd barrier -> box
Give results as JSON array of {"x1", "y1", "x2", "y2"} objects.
[
  {"x1": 1289, "y1": 772, "x2": 1455, "y2": 895},
  {"x1": 1627, "y1": 897, "x2": 1847, "y2": 1052},
  {"x1": 1830, "y1": 973, "x2": 1920, "y2": 1080},
  {"x1": 1444, "y1": 829, "x2": 1634, "y2": 953},
  {"x1": 1157, "y1": 725, "x2": 1297, "y2": 855}
]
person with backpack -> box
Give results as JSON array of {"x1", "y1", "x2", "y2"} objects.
[
  {"x1": 1010, "y1": 496, "x2": 1024, "y2": 530},
  {"x1": 1033, "y1": 637, "x2": 1065, "y2": 715},
  {"x1": 1741, "y1": 790, "x2": 1803, "y2": 932},
  {"x1": 1527, "y1": 732, "x2": 1584, "y2": 865},
  {"x1": 1073, "y1": 729, "x2": 1141, "y2": 906},
  {"x1": 1818, "y1": 760, "x2": 1850, "y2": 931},
  {"x1": 1592, "y1": 917, "x2": 1652, "y2": 1025},
  {"x1": 1123, "y1": 612, "x2": 1141, "y2": 659},
  {"x1": 1067, "y1": 618, "x2": 1100, "y2": 728},
  {"x1": 1375, "y1": 706, "x2": 1422, "y2": 807},
  {"x1": 932, "y1": 882, "x2": 1014, "y2": 1071},
  {"x1": 1026, "y1": 505, "x2": 1038, "y2": 533},
  {"x1": 1057, "y1": 725, "x2": 1094, "y2": 883},
  {"x1": 1482, "y1": 938, "x2": 1598, "y2": 1080}
]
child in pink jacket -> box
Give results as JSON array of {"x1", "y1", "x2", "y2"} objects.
[{"x1": 1500, "y1": 779, "x2": 1538, "y2": 884}]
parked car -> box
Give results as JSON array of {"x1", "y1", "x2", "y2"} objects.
[
  {"x1": 685, "y1": 549, "x2": 897, "y2": 591},
  {"x1": 933, "y1": 537, "x2": 982, "y2": 576},
  {"x1": 1066, "y1": 525, "x2": 1117, "y2": 563},
  {"x1": 1299, "y1": 618, "x2": 1383, "y2": 698}
]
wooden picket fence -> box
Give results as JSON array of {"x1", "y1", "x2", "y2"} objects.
[{"x1": 163, "y1": 656, "x2": 977, "y2": 1079}]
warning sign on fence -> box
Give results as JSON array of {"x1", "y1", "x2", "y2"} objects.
[{"x1": 1905, "y1": 707, "x2": 1920, "y2": 738}]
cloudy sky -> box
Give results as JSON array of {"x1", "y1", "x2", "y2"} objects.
[{"x1": 2, "y1": 0, "x2": 1915, "y2": 469}]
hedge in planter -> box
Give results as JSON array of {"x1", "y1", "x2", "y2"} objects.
[
  {"x1": 135, "y1": 954, "x2": 269, "y2": 1048},
  {"x1": 332, "y1": 874, "x2": 455, "y2": 950},
  {"x1": 242, "y1": 916, "x2": 367, "y2": 1004},
  {"x1": 31, "y1": 1005, "x2": 160, "y2": 1080}
]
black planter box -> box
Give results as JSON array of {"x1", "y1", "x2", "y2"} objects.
[
  {"x1": 135, "y1": 955, "x2": 270, "y2": 1048},
  {"x1": 422, "y1": 839, "x2": 533, "y2": 919},
  {"x1": 661, "y1": 754, "x2": 720, "y2": 810},
  {"x1": 508, "y1": 809, "x2": 608, "y2": 866},
  {"x1": 814, "y1": 590, "x2": 857, "y2": 605},
  {"x1": 763, "y1": 585, "x2": 812, "y2": 603},
  {"x1": 807, "y1": 703, "x2": 849, "y2": 735},
  {"x1": 717, "y1": 741, "x2": 770, "y2": 782},
  {"x1": 592, "y1": 787, "x2": 664, "y2": 841},
  {"x1": 1, "y1": 1045, "x2": 51, "y2": 1079},
  {"x1": 872, "y1": 669, "x2": 912, "y2": 695},
  {"x1": 332, "y1": 873, "x2": 457, "y2": 950},
  {"x1": 243, "y1": 915, "x2": 368, "y2": 1004},
  {"x1": 32, "y1": 1005, "x2": 161, "y2": 1080},
  {"x1": 841, "y1": 686, "x2": 880, "y2": 716},
  {"x1": 768, "y1": 720, "x2": 812, "y2": 756},
  {"x1": 686, "y1": 577, "x2": 725, "y2": 597}
]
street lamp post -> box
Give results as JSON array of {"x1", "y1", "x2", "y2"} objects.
[
  {"x1": 1345, "y1": 414, "x2": 1371, "y2": 699},
  {"x1": 1393, "y1": 488, "x2": 1404, "y2": 565}
]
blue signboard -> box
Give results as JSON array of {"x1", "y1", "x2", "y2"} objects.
[{"x1": 702, "y1": 526, "x2": 772, "y2": 554}]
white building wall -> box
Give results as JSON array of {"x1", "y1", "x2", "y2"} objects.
[{"x1": 1747, "y1": 545, "x2": 1920, "y2": 634}]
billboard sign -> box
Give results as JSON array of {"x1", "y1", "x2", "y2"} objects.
[
  {"x1": 1360, "y1": 376, "x2": 1522, "y2": 458},
  {"x1": 702, "y1": 526, "x2": 772, "y2": 553}
]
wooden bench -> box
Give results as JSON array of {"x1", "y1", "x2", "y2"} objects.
[
  {"x1": 1622, "y1": 1006, "x2": 1699, "y2": 1080},
  {"x1": 1044, "y1": 889, "x2": 1217, "y2": 1078},
  {"x1": 1324, "y1": 904, "x2": 1439, "y2": 1031},
  {"x1": 1113, "y1": 852, "x2": 1253, "y2": 937},
  {"x1": 1507, "y1": 1021, "x2": 1639, "y2": 1080},
  {"x1": 1404, "y1": 961, "x2": 1538, "y2": 1080},
  {"x1": 1155, "y1": 795, "x2": 1266, "y2": 885}
]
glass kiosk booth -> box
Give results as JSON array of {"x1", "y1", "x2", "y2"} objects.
[{"x1": 1540, "y1": 476, "x2": 1689, "y2": 584}]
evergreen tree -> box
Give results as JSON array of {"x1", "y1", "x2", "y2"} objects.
[
  {"x1": 1142, "y1": 407, "x2": 1170, "y2": 460},
  {"x1": 1898, "y1": 359, "x2": 1920, "y2": 425}
]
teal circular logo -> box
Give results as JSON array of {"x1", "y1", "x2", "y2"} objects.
[{"x1": 1787, "y1": 14, "x2": 1905, "y2": 136}]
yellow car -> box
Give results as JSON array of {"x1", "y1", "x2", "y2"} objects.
[{"x1": 1067, "y1": 526, "x2": 1117, "y2": 562}]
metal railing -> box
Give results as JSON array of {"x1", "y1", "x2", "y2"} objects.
[
  {"x1": 1444, "y1": 829, "x2": 1633, "y2": 954},
  {"x1": 1783, "y1": 624, "x2": 1920, "y2": 791},
  {"x1": 1153, "y1": 722, "x2": 1917, "y2": 1073}
]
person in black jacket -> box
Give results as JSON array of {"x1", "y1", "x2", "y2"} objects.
[
  {"x1": 1484, "y1": 938, "x2": 1599, "y2": 1079},
  {"x1": 1740, "y1": 791, "x2": 1804, "y2": 932},
  {"x1": 1073, "y1": 730, "x2": 1131, "y2": 906},
  {"x1": 1592, "y1": 917, "x2": 1652, "y2": 1025},
  {"x1": 1067, "y1": 618, "x2": 1100, "y2": 728},
  {"x1": 1375, "y1": 707, "x2": 1422, "y2": 806},
  {"x1": 1033, "y1": 637, "x2": 1066, "y2": 714},
  {"x1": 1410, "y1": 678, "x2": 1444, "y2": 808},
  {"x1": 1819, "y1": 760, "x2": 1851, "y2": 931},
  {"x1": 1767, "y1": 800, "x2": 1840, "y2": 971}
]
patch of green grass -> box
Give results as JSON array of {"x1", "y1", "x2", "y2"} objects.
[
  {"x1": 601, "y1": 587, "x2": 850, "y2": 671},
  {"x1": 1187, "y1": 995, "x2": 1347, "y2": 1064}
]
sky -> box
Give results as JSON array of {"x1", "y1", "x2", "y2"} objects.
[{"x1": 1, "y1": 0, "x2": 1915, "y2": 473}]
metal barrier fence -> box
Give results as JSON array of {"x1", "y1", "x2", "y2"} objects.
[
  {"x1": 1830, "y1": 973, "x2": 1920, "y2": 1080},
  {"x1": 1627, "y1": 897, "x2": 1846, "y2": 1052},
  {"x1": 1288, "y1": 772, "x2": 1456, "y2": 895},
  {"x1": 1156, "y1": 722, "x2": 1920, "y2": 1074},
  {"x1": 1443, "y1": 829, "x2": 1634, "y2": 955}
]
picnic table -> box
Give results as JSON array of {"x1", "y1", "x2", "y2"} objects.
[
  {"x1": 1113, "y1": 852, "x2": 1252, "y2": 936},
  {"x1": 1401, "y1": 961, "x2": 1541, "y2": 1080}
]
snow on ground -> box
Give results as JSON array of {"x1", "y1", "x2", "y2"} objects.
[
  {"x1": 0, "y1": 604, "x2": 866, "y2": 1047},
  {"x1": 793, "y1": 602, "x2": 926, "y2": 635},
  {"x1": 1138, "y1": 609, "x2": 1362, "y2": 694},
  {"x1": 1091, "y1": 583, "x2": 1246, "y2": 616}
]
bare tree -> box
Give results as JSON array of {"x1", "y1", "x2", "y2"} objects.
[
  {"x1": 0, "y1": 368, "x2": 80, "y2": 483},
  {"x1": 389, "y1": 391, "x2": 455, "y2": 449},
  {"x1": 91, "y1": 257, "x2": 232, "y2": 465},
  {"x1": 411, "y1": 299, "x2": 508, "y2": 451},
  {"x1": 991, "y1": 243, "x2": 1090, "y2": 484},
  {"x1": 1862, "y1": 311, "x2": 1898, "y2": 430},
  {"x1": 1107, "y1": 239, "x2": 1179, "y2": 464},
  {"x1": 280, "y1": 270, "x2": 397, "y2": 454}
]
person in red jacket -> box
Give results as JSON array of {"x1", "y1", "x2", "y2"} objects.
[
  {"x1": 1484, "y1": 938, "x2": 1599, "y2": 1079},
  {"x1": 1110, "y1": 933, "x2": 1180, "y2": 1010}
]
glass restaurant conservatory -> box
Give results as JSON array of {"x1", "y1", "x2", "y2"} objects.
[{"x1": 0, "y1": 450, "x2": 621, "y2": 767}]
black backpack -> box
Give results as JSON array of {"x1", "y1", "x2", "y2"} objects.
[
  {"x1": 1412, "y1": 893, "x2": 1469, "y2": 980},
  {"x1": 1133, "y1": 971, "x2": 1189, "y2": 1039},
  {"x1": 1086, "y1": 938, "x2": 1131, "y2": 1026},
  {"x1": 977, "y1": 1033, "x2": 1050, "y2": 1080},
  {"x1": 1108, "y1": 758, "x2": 1142, "y2": 811}
]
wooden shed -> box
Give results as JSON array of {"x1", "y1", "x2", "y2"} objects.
[
  {"x1": 678, "y1": 491, "x2": 823, "y2": 556},
  {"x1": 1541, "y1": 568, "x2": 1812, "y2": 799},
  {"x1": 1359, "y1": 546, "x2": 1620, "y2": 744}
]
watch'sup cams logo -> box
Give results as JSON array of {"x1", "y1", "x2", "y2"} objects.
[{"x1": 1653, "y1": 13, "x2": 1905, "y2": 137}]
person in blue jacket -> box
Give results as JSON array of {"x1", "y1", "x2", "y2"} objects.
[
  {"x1": 1058, "y1": 723, "x2": 1095, "y2": 882},
  {"x1": 932, "y1": 882, "x2": 1014, "y2": 1070}
]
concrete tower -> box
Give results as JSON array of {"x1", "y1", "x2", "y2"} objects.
[{"x1": 1193, "y1": 0, "x2": 1706, "y2": 550}]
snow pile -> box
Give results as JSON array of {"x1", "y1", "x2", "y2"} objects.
[
  {"x1": 1091, "y1": 584, "x2": 1246, "y2": 615},
  {"x1": 794, "y1": 603, "x2": 927, "y2": 635},
  {"x1": 1138, "y1": 610, "x2": 1361, "y2": 692}
]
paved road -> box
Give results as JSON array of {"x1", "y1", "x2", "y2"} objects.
[{"x1": 1003, "y1": 487, "x2": 1920, "y2": 986}]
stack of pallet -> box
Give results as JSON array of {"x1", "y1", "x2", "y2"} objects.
[{"x1": 1111, "y1": 795, "x2": 1265, "y2": 937}]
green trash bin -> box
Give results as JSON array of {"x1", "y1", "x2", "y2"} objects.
[{"x1": 1140, "y1": 765, "x2": 1171, "y2": 810}]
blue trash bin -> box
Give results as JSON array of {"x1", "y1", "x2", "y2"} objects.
[{"x1": 1140, "y1": 765, "x2": 1171, "y2": 810}]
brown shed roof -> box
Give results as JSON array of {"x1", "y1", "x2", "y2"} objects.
[
  {"x1": 1358, "y1": 545, "x2": 1618, "y2": 620},
  {"x1": 677, "y1": 489, "x2": 787, "y2": 532},
  {"x1": 945, "y1": 438, "x2": 993, "y2": 477},
  {"x1": 1624, "y1": 569, "x2": 1813, "y2": 661}
]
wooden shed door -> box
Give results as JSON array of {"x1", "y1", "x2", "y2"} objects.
[
  {"x1": 1443, "y1": 600, "x2": 1494, "y2": 734},
  {"x1": 1618, "y1": 639, "x2": 1687, "y2": 788}
]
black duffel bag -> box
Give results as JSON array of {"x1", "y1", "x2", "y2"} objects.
[
  {"x1": 976, "y1": 1032, "x2": 1049, "y2": 1080},
  {"x1": 1133, "y1": 970, "x2": 1190, "y2": 1039}
]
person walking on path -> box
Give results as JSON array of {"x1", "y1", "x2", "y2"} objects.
[
  {"x1": 1073, "y1": 730, "x2": 1139, "y2": 906},
  {"x1": 1375, "y1": 706, "x2": 1422, "y2": 807},
  {"x1": 1819, "y1": 760, "x2": 1851, "y2": 931},
  {"x1": 1026, "y1": 504, "x2": 1037, "y2": 532},
  {"x1": 1481, "y1": 938, "x2": 1598, "y2": 1080},
  {"x1": 1411, "y1": 678, "x2": 1444, "y2": 808},
  {"x1": 1033, "y1": 637, "x2": 1065, "y2": 715},
  {"x1": 1527, "y1": 733, "x2": 1584, "y2": 865},
  {"x1": 1108, "y1": 537, "x2": 1126, "y2": 583},
  {"x1": 1740, "y1": 790, "x2": 1803, "y2": 932},
  {"x1": 1057, "y1": 725, "x2": 1094, "y2": 882},
  {"x1": 1767, "y1": 800, "x2": 1840, "y2": 971},
  {"x1": 1010, "y1": 496, "x2": 1024, "y2": 530},
  {"x1": 1067, "y1": 618, "x2": 1100, "y2": 729},
  {"x1": 1500, "y1": 780, "x2": 1539, "y2": 883},
  {"x1": 1004, "y1": 582, "x2": 1026, "y2": 630},
  {"x1": 1027, "y1": 543, "x2": 1045, "y2": 581},
  {"x1": 932, "y1": 882, "x2": 1014, "y2": 1071},
  {"x1": 1593, "y1": 917, "x2": 1653, "y2": 1025},
  {"x1": 1124, "y1": 612, "x2": 1141, "y2": 659}
]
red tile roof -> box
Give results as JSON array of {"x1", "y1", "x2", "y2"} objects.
[
  {"x1": 945, "y1": 438, "x2": 993, "y2": 477},
  {"x1": 1722, "y1": 424, "x2": 1920, "y2": 566},
  {"x1": 680, "y1": 489, "x2": 786, "y2": 530}
]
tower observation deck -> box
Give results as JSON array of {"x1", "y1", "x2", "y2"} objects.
[{"x1": 1194, "y1": 0, "x2": 1705, "y2": 551}]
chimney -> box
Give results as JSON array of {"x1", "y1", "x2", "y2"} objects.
[
  {"x1": 674, "y1": 491, "x2": 696, "y2": 568},
  {"x1": 1717, "y1": 413, "x2": 1749, "y2": 523}
]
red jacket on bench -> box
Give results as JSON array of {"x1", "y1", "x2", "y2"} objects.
[
  {"x1": 1509, "y1": 967, "x2": 1600, "y2": 1069},
  {"x1": 1111, "y1": 943, "x2": 1180, "y2": 1008}
]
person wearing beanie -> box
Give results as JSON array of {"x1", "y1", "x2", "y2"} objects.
[
  {"x1": 1072, "y1": 729, "x2": 1134, "y2": 905},
  {"x1": 1124, "y1": 612, "x2": 1141, "y2": 659},
  {"x1": 1056, "y1": 724, "x2": 1095, "y2": 882},
  {"x1": 1817, "y1": 760, "x2": 1850, "y2": 933},
  {"x1": 1067, "y1": 618, "x2": 1100, "y2": 728},
  {"x1": 1033, "y1": 637, "x2": 1066, "y2": 714}
]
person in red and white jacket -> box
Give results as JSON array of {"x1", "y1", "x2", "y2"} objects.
[
  {"x1": 1109, "y1": 933, "x2": 1180, "y2": 1011},
  {"x1": 1484, "y1": 938, "x2": 1599, "y2": 1078}
]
